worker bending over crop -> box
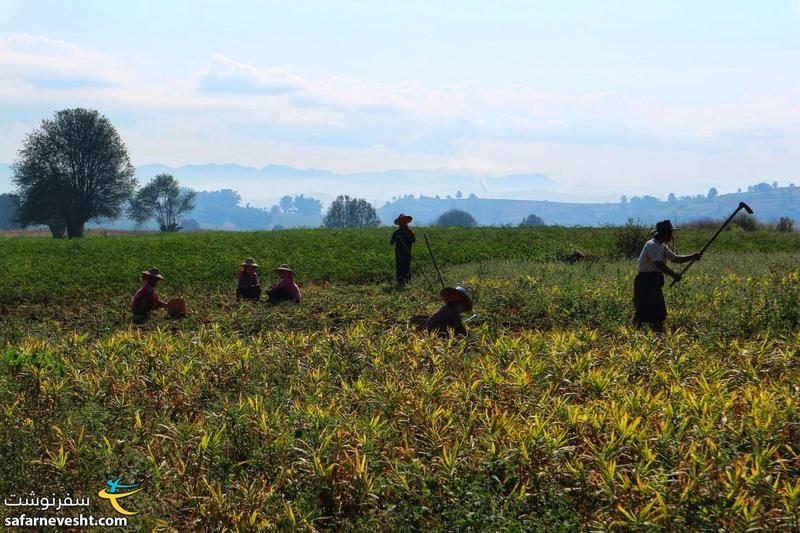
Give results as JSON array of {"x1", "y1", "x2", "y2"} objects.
[
  {"x1": 390, "y1": 214, "x2": 415, "y2": 287},
  {"x1": 131, "y1": 267, "x2": 168, "y2": 324},
  {"x1": 425, "y1": 286, "x2": 472, "y2": 337},
  {"x1": 634, "y1": 220, "x2": 702, "y2": 332},
  {"x1": 267, "y1": 264, "x2": 302, "y2": 304},
  {"x1": 236, "y1": 258, "x2": 261, "y2": 301}
]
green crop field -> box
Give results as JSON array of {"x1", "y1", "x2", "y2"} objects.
[{"x1": 1, "y1": 227, "x2": 799, "y2": 530}]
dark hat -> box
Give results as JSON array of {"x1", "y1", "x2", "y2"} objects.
[
  {"x1": 394, "y1": 214, "x2": 413, "y2": 225},
  {"x1": 440, "y1": 286, "x2": 473, "y2": 312},
  {"x1": 653, "y1": 220, "x2": 678, "y2": 237},
  {"x1": 275, "y1": 264, "x2": 295, "y2": 276},
  {"x1": 241, "y1": 258, "x2": 260, "y2": 267},
  {"x1": 141, "y1": 267, "x2": 164, "y2": 280}
]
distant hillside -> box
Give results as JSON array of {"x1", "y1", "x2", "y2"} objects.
[
  {"x1": 133, "y1": 163, "x2": 557, "y2": 206},
  {"x1": 378, "y1": 186, "x2": 800, "y2": 227},
  {"x1": 4, "y1": 158, "x2": 799, "y2": 230}
]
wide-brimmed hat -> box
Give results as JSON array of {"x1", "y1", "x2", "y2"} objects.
[
  {"x1": 653, "y1": 220, "x2": 678, "y2": 237},
  {"x1": 241, "y1": 258, "x2": 260, "y2": 267},
  {"x1": 440, "y1": 286, "x2": 473, "y2": 312},
  {"x1": 141, "y1": 267, "x2": 164, "y2": 280},
  {"x1": 394, "y1": 214, "x2": 413, "y2": 225},
  {"x1": 275, "y1": 264, "x2": 295, "y2": 276}
]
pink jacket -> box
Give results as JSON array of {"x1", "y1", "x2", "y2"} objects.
[{"x1": 268, "y1": 278, "x2": 302, "y2": 302}]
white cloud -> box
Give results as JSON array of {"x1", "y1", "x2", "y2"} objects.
[
  {"x1": 2, "y1": 34, "x2": 800, "y2": 198},
  {"x1": 0, "y1": 33, "x2": 135, "y2": 86},
  {"x1": 197, "y1": 54, "x2": 307, "y2": 94}
]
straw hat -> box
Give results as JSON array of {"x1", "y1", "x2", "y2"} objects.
[
  {"x1": 394, "y1": 214, "x2": 413, "y2": 225},
  {"x1": 275, "y1": 264, "x2": 295, "y2": 276},
  {"x1": 653, "y1": 220, "x2": 678, "y2": 237},
  {"x1": 241, "y1": 258, "x2": 260, "y2": 267},
  {"x1": 141, "y1": 267, "x2": 164, "y2": 280},
  {"x1": 440, "y1": 286, "x2": 473, "y2": 312}
]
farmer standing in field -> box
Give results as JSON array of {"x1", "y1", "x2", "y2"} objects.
[
  {"x1": 266, "y1": 264, "x2": 302, "y2": 304},
  {"x1": 425, "y1": 286, "x2": 472, "y2": 337},
  {"x1": 236, "y1": 258, "x2": 261, "y2": 301},
  {"x1": 390, "y1": 213, "x2": 416, "y2": 287},
  {"x1": 131, "y1": 267, "x2": 168, "y2": 324},
  {"x1": 634, "y1": 220, "x2": 702, "y2": 332}
]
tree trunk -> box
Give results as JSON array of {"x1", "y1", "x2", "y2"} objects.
[
  {"x1": 67, "y1": 222, "x2": 84, "y2": 239},
  {"x1": 48, "y1": 221, "x2": 66, "y2": 239}
]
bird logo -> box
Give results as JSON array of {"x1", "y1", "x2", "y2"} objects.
[{"x1": 97, "y1": 477, "x2": 143, "y2": 515}]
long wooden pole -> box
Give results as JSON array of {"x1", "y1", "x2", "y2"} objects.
[
  {"x1": 670, "y1": 202, "x2": 753, "y2": 286},
  {"x1": 423, "y1": 234, "x2": 446, "y2": 289}
]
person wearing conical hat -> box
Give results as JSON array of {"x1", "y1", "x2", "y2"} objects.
[
  {"x1": 267, "y1": 264, "x2": 302, "y2": 304},
  {"x1": 131, "y1": 267, "x2": 168, "y2": 324},
  {"x1": 236, "y1": 258, "x2": 261, "y2": 301},
  {"x1": 424, "y1": 286, "x2": 472, "y2": 338},
  {"x1": 634, "y1": 220, "x2": 702, "y2": 333},
  {"x1": 390, "y1": 213, "x2": 416, "y2": 287}
]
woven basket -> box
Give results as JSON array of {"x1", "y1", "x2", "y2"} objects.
[{"x1": 167, "y1": 298, "x2": 187, "y2": 318}]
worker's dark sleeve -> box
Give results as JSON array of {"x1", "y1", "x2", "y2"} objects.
[{"x1": 150, "y1": 290, "x2": 167, "y2": 308}]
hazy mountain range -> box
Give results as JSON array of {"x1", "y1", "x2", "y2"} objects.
[
  {"x1": 135, "y1": 163, "x2": 559, "y2": 206},
  {"x1": 0, "y1": 162, "x2": 562, "y2": 206},
  {"x1": 2, "y1": 159, "x2": 797, "y2": 230}
]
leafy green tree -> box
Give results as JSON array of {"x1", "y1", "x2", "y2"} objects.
[
  {"x1": 129, "y1": 174, "x2": 197, "y2": 232},
  {"x1": 12, "y1": 108, "x2": 136, "y2": 238},
  {"x1": 707, "y1": 187, "x2": 718, "y2": 199},
  {"x1": 436, "y1": 209, "x2": 477, "y2": 227},
  {"x1": 776, "y1": 216, "x2": 794, "y2": 232},
  {"x1": 293, "y1": 195, "x2": 323, "y2": 216},
  {"x1": 323, "y1": 195, "x2": 380, "y2": 228},
  {"x1": 0, "y1": 193, "x2": 20, "y2": 230},
  {"x1": 613, "y1": 218, "x2": 650, "y2": 258},
  {"x1": 519, "y1": 213, "x2": 545, "y2": 227},
  {"x1": 735, "y1": 212, "x2": 758, "y2": 231},
  {"x1": 279, "y1": 195, "x2": 294, "y2": 213}
]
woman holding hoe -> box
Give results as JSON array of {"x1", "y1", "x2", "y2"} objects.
[{"x1": 634, "y1": 220, "x2": 702, "y2": 332}]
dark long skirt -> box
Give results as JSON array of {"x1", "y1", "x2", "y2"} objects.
[
  {"x1": 132, "y1": 298, "x2": 156, "y2": 324},
  {"x1": 236, "y1": 286, "x2": 261, "y2": 301},
  {"x1": 267, "y1": 286, "x2": 294, "y2": 305},
  {"x1": 395, "y1": 250, "x2": 412, "y2": 285},
  {"x1": 633, "y1": 271, "x2": 667, "y2": 325}
]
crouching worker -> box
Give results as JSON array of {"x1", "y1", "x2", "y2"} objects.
[
  {"x1": 425, "y1": 286, "x2": 472, "y2": 338},
  {"x1": 634, "y1": 220, "x2": 702, "y2": 333},
  {"x1": 267, "y1": 264, "x2": 302, "y2": 304},
  {"x1": 236, "y1": 258, "x2": 261, "y2": 301},
  {"x1": 131, "y1": 267, "x2": 167, "y2": 324}
]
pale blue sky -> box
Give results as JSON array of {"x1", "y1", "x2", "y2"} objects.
[{"x1": 2, "y1": 0, "x2": 799, "y2": 199}]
